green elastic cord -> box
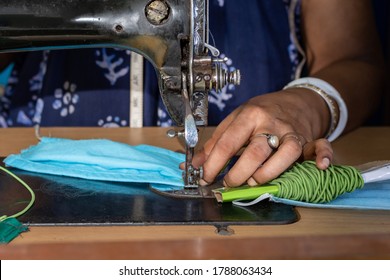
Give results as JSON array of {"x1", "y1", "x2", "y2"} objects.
[
  {"x1": 213, "y1": 161, "x2": 364, "y2": 204},
  {"x1": 269, "y1": 161, "x2": 365, "y2": 203},
  {"x1": 0, "y1": 166, "x2": 34, "y2": 243},
  {"x1": 0, "y1": 165, "x2": 35, "y2": 222}
]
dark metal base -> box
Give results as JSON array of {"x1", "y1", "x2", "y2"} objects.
[
  {"x1": 150, "y1": 181, "x2": 222, "y2": 199},
  {"x1": 0, "y1": 166, "x2": 298, "y2": 226}
]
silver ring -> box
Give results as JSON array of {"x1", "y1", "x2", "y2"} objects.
[
  {"x1": 281, "y1": 133, "x2": 304, "y2": 147},
  {"x1": 251, "y1": 133, "x2": 280, "y2": 149}
]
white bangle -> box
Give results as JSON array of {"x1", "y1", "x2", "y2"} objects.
[{"x1": 284, "y1": 77, "x2": 348, "y2": 142}]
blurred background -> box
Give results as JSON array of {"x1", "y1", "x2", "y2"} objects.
[{"x1": 0, "y1": 0, "x2": 388, "y2": 124}]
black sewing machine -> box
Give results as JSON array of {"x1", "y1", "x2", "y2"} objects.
[
  {"x1": 0, "y1": 0, "x2": 240, "y2": 193},
  {"x1": 0, "y1": 1, "x2": 299, "y2": 227}
]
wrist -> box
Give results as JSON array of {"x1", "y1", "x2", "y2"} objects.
[
  {"x1": 282, "y1": 87, "x2": 330, "y2": 139},
  {"x1": 284, "y1": 77, "x2": 348, "y2": 142}
]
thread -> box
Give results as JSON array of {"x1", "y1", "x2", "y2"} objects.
[
  {"x1": 270, "y1": 161, "x2": 364, "y2": 203},
  {"x1": 0, "y1": 166, "x2": 35, "y2": 222}
]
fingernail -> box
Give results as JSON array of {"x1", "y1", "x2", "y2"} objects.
[
  {"x1": 247, "y1": 177, "x2": 258, "y2": 186},
  {"x1": 222, "y1": 179, "x2": 230, "y2": 188},
  {"x1": 199, "y1": 179, "x2": 209, "y2": 186},
  {"x1": 322, "y1": 157, "x2": 330, "y2": 168}
]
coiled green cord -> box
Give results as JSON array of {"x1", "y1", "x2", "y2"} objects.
[
  {"x1": 0, "y1": 166, "x2": 35, "y2": 222},
  {"x1": 269, "y1": 161, "x2": 365, "y2": 203}
]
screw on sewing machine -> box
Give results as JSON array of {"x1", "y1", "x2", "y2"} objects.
[
  {"x1": 145, "y1": 0, "x2": 170, "y2": 25},
  {"x1": 183, "y1": 165, "x2": 204, "y2": 188},
  {"x1": 195, "y1": 73, "x2": 204, "y2": 83},
  {"x1": 114, "y1": 24, "x2": 124, "y2": 33},
  {"x1": 166, "y1": 129, "x2": 185, "y2": 138}
]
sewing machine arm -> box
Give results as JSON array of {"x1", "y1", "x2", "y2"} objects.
[{"x1": 0, "y1": 0, "x2": 240, "y2": 189}]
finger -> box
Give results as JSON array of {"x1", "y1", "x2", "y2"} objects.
[
  {"x1": 303, "y1": 138, "x2": 333, "y2": 170},
  {"x1": 249, "y1": 133, "x2": 304, "y2": 185},
  {"x1": 181, "y1": 109, "x2": 240, "y2": 172},
  {"x1": 223, "y1": 136, "x2": 273, "y2": 187},
  {"x1": 201, "y1": 114, "x2": 256, "y2": 185},
  {"x1": 191, "y1": 108, "x2": 240, "y2": 168}
]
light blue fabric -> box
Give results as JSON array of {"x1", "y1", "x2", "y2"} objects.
[
  {"x1": 271, "y1": 180, "x2": 390, "y2": 210},
  {"x1": 4, "y1": 137, "x2": 185, "y2": 187},
  {"x1": 5, "y1": 138, "x2": 389, "y2": 210}
]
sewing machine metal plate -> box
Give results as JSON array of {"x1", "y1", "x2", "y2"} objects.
[{"x1": 0, "y1": 164, "x2": 298, "y2": 227}]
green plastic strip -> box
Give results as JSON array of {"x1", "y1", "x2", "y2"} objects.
[
  {"x1": 213, "y1": 185, "x2": 279, "y2": 203},
  {"x1": 0, "y1": 217, "x2": 28, "y2": 243}
]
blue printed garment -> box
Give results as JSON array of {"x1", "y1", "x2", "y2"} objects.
[{"x1": 0, "y1": 0, "x2": 302, "y2": 128}]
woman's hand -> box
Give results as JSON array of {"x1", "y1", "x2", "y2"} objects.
[
  {"x1": 184, "y1": 0, "x2": 383, "y2": 188},
  {"x1": 191, "y1": 88, "x2": 334, "y2": 187}
]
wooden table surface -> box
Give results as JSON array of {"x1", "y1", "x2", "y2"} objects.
[{"x1": 1, "y1": 126, "x2": 390, "y2": 259}]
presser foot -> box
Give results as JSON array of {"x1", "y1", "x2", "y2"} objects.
[{"x1": 149, "y1": 181, "x2": 223, "y2": 199}]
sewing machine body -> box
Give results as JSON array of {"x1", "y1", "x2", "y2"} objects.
[{"x1": 0, "y1": 0, "x2": 239, "y2": 190}]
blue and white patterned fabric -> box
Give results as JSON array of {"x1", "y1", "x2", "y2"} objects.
[{"x1": 0, "y1": 0, "x2": 302, "y2": 128}]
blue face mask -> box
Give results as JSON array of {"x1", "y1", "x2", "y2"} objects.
[{"x1": 4, "y1": 137, "x2": 185, "y2": 187}]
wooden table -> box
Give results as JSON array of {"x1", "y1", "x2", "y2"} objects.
[{"x1": 1, "y1": 127, "x2": 390, "y2": 259}]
